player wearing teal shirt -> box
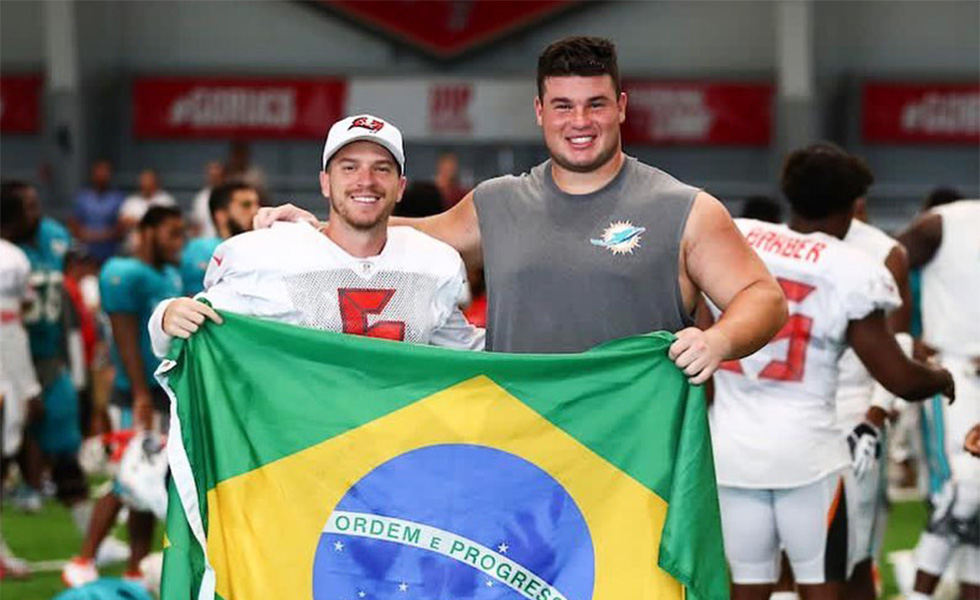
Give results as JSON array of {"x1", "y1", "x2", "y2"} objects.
[
  {"x1": 179, "y1": 236, "x2": 221, "y2": 296},
  {"x1": 1, "y1": 181, "x2": 88, "y2": 512},
  {"x1": 178, "y1": 181, "x2": 260, "y2": 296},
  {"x1": 17, "y1": 216, "x2": 82, "y2": 457},
  {"x1": 101, "y1": 257, "x2": 182, "y2": 393},
  {"x1": 19, "y1": 218, "x2": 72, "y2": 360},
  {"x1": 67, "y1": 205, "x2": 185, "y2": 585}
]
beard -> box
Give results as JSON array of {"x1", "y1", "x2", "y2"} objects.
[
  {"x1": 227, "y1": 217, "x2": 249, "y2": 237},
  {"x1": 330, "y1": 188, "x2": 396, "y2": 232},
  {"x1": 151, "y1": 237, "x2": 179, "y2": 266},
  {"x1": 22, "y1": 217, "x2": 41, "y2": 242}
]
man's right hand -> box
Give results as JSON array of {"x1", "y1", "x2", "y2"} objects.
[
  {"x1": 163, "y1": 298, "x2": 223, "y2": 339},
  {"x1": 913, "y1": 338, "x2": 938, "y2": 362},
  {"x1": 253, "y1": 203, "x2": 319, "y2": 230},
  {"x1": 938, "y1": 367, "x2": 956, "y2": 404}
]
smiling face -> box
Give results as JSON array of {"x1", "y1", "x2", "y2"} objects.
[
  {"x1": 320, "y1": 140, "x2": 406, "y2": 232},
  {"x1": 535, "y1": 75, "x2": 627, "y2": 174}
]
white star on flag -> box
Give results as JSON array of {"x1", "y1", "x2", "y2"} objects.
[
  {"x1": 497, "y1": 543, "x2": 509, "y2": 554},
  {"x1": 485, "y1": 579, "x2": 494, "y2": 587},
  {"x1": 333, "y1": 540, "x2": 344, "y2": 552},
  {"x1": 398, "y1": 582, "x2": 409, "y2": 592},
  {"x1": 358, "y1": 593, "x2": 366, "y2": 599}
]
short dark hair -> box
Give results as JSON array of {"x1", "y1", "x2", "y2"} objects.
[
  {"x1": 139, "y1": 205, "x2": 182, "y2": 230},
  {"x1": 0, "y1": 180, "x2": 31, "y2": 227},
  {"x1": 923, "y1": 186, "x2": 963, "y2": 210},
  {"x1": 394, "y1": 181, "x2": 443, "y2": 218},
  {"x1": 780, "y1": 143, "x2": 874, "y2": 220},
  {"x1": 741, "y1": 195, "x2": 783, "y2": 224},
  {"x1": 209, "y1": 182, "x2": 255, "y2": 222},
  {"x1": 537, "y1": 36, "x2": 621, "y2": 98}
]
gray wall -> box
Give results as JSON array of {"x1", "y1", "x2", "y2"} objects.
[
  {"x1": 2, "y1": 0, "x2": 977, "y2": 227},
  {"x1": 814, "y1": 0, "x2": 980, "y2": 226}
]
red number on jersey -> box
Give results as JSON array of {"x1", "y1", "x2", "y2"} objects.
[
  {"x1": 719, "y1": 278, "x2": 816, "y2": 382},
  {"x1": 338, "y1": 289, "x2": 406, "y2": 341}
]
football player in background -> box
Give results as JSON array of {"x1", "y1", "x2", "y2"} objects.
[
  {"x1": 708, "y1": 144, "x2": 954, "y2": 600},
  {"x1": 63, "y1": 206, "x2": 185, "y2": 587},
  {"x1": 899, "y1": 198, "x2": 980, "y2": 600},
  {"x1": 835, "y1": 193, "x2": 913, "y2": 599},
  {"x1": 0, "y1": 232, "x2": 42, "y2": 579},
  {"x1": 179, "y1": 181, "x2": 259, "y2": 296},
  {"x1": 0, "y1": 182, "x2": 93, "y2": 538}
]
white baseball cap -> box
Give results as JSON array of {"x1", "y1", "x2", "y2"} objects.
[{"x1": 321, "y1": 114, "x2": 405, "y2": 174}]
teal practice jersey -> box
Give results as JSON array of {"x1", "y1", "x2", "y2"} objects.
[
  {"x1": 100, "y1": 257, "x2": 182, "y2": 391},
  {"x1": 18, "y1": 218, "x2": 72, "y2": 360},
  {"x1": 180, "y1": 236, "x2": 221, "y2": 297}
]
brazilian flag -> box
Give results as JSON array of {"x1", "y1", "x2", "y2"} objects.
[{"x1": 159, "y1": 312, "x2": 728, "y2": 600}]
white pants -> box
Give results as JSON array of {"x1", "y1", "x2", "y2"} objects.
[
  {"x1": 848, "y1": 435, "x2": 889, "y2": 567},
  {"x1": 719, "y1": 470, "x2": 851, "y2": 584},
  {"x1": 914, "y1": 479, "x2": 980, "y2": 585}
]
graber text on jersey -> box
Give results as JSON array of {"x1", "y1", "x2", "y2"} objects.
[{"x1": 744, "y1": 228, "x2": 826, "y2": 264}]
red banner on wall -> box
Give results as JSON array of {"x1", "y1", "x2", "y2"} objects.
[
  {"x1": 622, "y1": 81, "x2": 773, "y2": 146},
  {"x1": 322, "y1": 1, "x2": 577, "y2": 58},
  {"x1": 862, "y1": 82, "x2": 980, "y2": 144},
  {"x1": 132, "y1": 78, "x2": 347, "y2": 139},
  {"x1": 0, "y1": 75, "x2": 42, "y2": 134}
]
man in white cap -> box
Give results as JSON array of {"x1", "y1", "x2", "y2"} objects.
[{"x1": 149, "y1": 114, "x2": 484, "y2": 356}]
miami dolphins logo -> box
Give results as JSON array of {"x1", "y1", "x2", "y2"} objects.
[{"x1": 590, "y1": 221, "x2": 646, "y2": 255}]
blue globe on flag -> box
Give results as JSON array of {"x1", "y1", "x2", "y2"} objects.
[{"x1": 313, "y1": 444, "x2": 595, "y2": 599}]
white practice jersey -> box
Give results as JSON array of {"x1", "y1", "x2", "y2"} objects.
[
  {"x1": 150, "y1": 222, "x2": 484, "y2": 356},
  {"x1": 921, "y1": 200, "x2": 980, "y2": 358},
  {"x1": 710, "y1": 219, "x2": 900, "y2": 489},
  {"x1": 0, "y1": 240, "x2": 41, "y2": 455},
  {"x1": 836, "y1": 219, "x2": 901, "y2": 429}
]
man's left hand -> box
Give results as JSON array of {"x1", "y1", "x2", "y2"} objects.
[{"x1": 669, "y1": 327, "x2": 731, "y2": 385}]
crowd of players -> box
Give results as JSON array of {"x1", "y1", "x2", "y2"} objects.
[{"x1": 0, "y1": 35, "x2": 977, "y2": 600}]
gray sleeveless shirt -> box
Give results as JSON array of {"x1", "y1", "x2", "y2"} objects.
[{"x1": 474, "y1": 157, "x2": 698, "y2": 353}]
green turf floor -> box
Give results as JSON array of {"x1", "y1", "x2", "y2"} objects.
[
  {"x1": 1, "y1": 498, "x2": 164, "y2": 600},
  {"x1": 1, "y1": 497, "x2": 930, "y2": 600}
]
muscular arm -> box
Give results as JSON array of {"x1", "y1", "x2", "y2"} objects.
[
  {"x1": 669, "y1": 193, "x2": 787, "y2": 383},
  {"x1": 884, "y1": 244, "x2": 911, "y2": 334},
  {"x1": 848, "y1": 310, "x2": 953, "y2": 401},
  {"x1": 390, "y1": 190, "x2": 483, "y2": 269},
  {"x1": 896, "y1": 212, "x2": 942, "y2": 269},
  {"x1": 683, "y1": 193, "x2": 788, "y2": 356}
]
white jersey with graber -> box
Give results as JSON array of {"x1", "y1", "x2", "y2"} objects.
[
  {"x1": 836, "y1": 219, "x2": 901, "y2": 429},
  {"x1": 710, "y1": 219, "x2": 900, "y2": 488},
  {"x1": 921, "y1": 200, "x2": 980, "y2": 358},
  {"x1": 150, "y1": 222, "x2": 483, "y2": 356}
]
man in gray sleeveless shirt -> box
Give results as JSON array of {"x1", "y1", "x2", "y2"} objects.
[{"x1": 258, "y1": 36, "x2": 787, "y2": 384}]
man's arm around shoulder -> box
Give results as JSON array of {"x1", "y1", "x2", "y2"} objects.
[
  {"x1": 254, "y1": 192, "x2": 484, "y2": 270},
  {"x1": 391, "y1": 190, "x2": 483, "y2": 270}
]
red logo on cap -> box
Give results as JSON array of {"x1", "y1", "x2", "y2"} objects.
[{"x1": 349, "y1": 116, "x2": 385, "y2": 133}]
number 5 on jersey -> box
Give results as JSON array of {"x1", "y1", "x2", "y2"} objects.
[{"x1": 721, "y1": 278, "x2": 815, "y2": 382}]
